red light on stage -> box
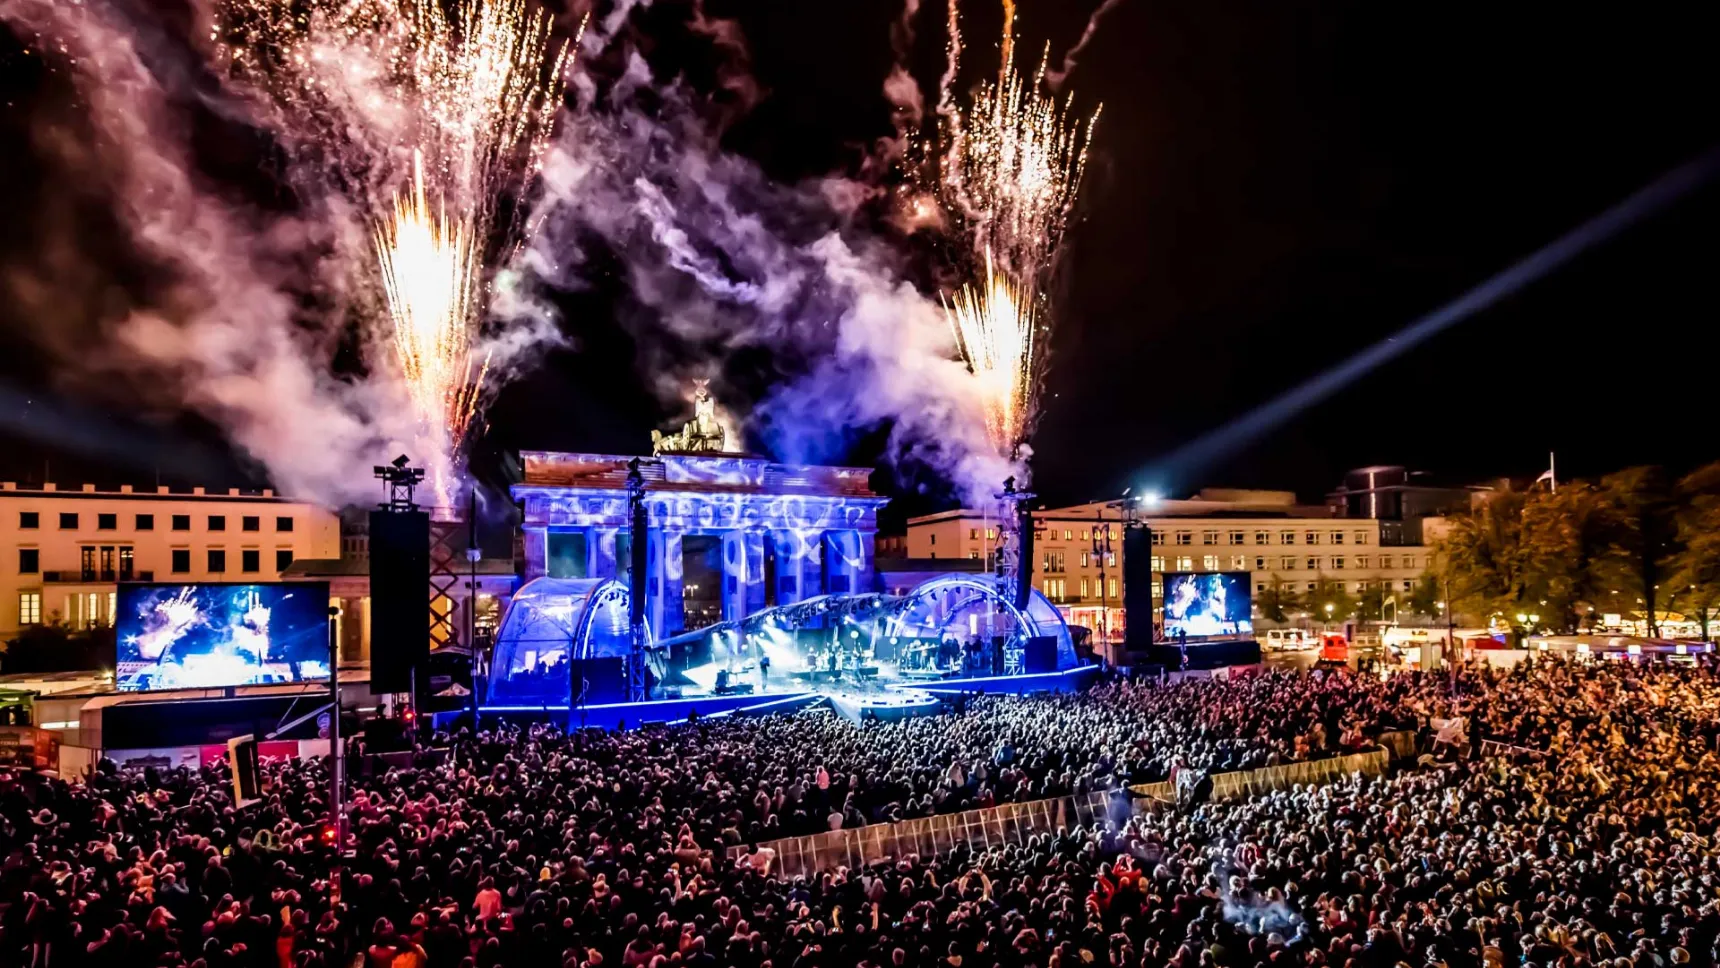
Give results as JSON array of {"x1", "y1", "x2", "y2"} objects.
[{"x1": 320, "y1": 825, "x2": 337, "y2": 846}]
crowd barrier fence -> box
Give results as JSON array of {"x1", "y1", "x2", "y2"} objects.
[
  {"x1": 726, "y1": 790, "x2": 1117, "y2": 880},
  {"x1": 1129, "y1": 747, "x2": 1390, "y2": 803}
]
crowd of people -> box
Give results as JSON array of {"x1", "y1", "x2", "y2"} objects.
[{"x1": 5, "y1": 658, "x2": 1720, "y2": 968}]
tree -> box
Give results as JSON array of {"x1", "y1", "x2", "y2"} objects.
[
  {"x1": 1434, "y1": 483, "x2": 1615, "y2": 633},
  {"x1": 1256, "y1": 576, "x2": 1301, "y2": 624},
  {"x1": 1599, "y1": 467, "x2": 1682, "y2": 637},
  {"x1": 1307, "y1": 576, "x2": 1356, "y2": 624},
  {"x1": 1405, "y1": 574, "x2": 1442, "y2": 619},
  {"x1": 1669, "y1": 462, "x2": 1720, "y2": 642},
  {"x1": 1355, "y1": 583, "x2": 1388, "y2": 622},
  {"x1": 1, "y1": 619, "x2": 114, "y2": 674}
]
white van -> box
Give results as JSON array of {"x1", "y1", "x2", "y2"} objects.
[{"x1": 1263, "y1": 629, "x2": 1308, "y2": 652}]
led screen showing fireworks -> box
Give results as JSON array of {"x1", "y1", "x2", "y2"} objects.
[
  {"x1": 116, "y1": 583, "x2": 331, "y2": 692},
  {"x1": 1160, "y1": 572, "x2": 1253, "y2": 639}
]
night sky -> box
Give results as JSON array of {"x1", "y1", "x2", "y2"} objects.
[{"x1": 2, "y1": 0, "x2": 1719, "y2": 516}]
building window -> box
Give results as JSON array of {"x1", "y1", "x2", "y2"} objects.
[
  {"x1": 1230, "y1": 556, "x2": 1247, "y2": 570},
  {"x1": 1080, "y1": 551, "x2": 1091, "y2": 568},
  {"x1": 1108, "y1": 578, "x2": 1118, "y2": 598},
  {"x1": 1202, "y1": 555, "x2": 1219, "y2": 570},
  {"x1": 1253, "y1": 531, "x2": 1268, "y2": 545},
  {"x1": 1402, "y1": 556, "x2": 1417, "y2": 569},
  {"x1": 1280, "y1": 531, "x2": 1295, "y2": 545},
  {"x1": 1225, "y1": 530, "x2": 1242, "y2": 545},
  {"x1": 1150, "y1": 556, "x2": 1165, "y2": 572},
  {"x1": 1175, "y1": 556, "x2": 1194, "y2": 571},
  {"x1": 97, "y1": 513, "x2": 117, "y2": 531},
  {"x1": 1175, "y1": 532, "x2": 1192, "y2": 546},
  {"x1": 929, "y1": 533, "x2": 936, "y2": 546},
  {"x1": 277, "y1": 516, "x2": 294, "y2": 532},
  {"x1": 1106, "y1": 552, "x2": 1116, "y2": 567},
  {"x1": 1354, "y1": 532, "x2": 1369, "y2": 545},
  {"x1": 59, "y1": 512, "x2": 78, "y2": 530},
  {"x1": 1063, "y1": 529, "x2": 1072, "y2": 541},
  {"x1": 241, "y1": 549, "x2": 261, "y2": 573},
  {"x1": 987, "y1": 529, "x2": 997, "y2": 540},
  {"x1": 967, "y1": 551, "x2": 979, "y2": 561},
  {"x1": 118, "y1": 547, "x2": 134, "y2": 581},
  {"x1": 1307, "y1": 557, "x2": 1320, "y2": 571},
  {"x1": 1307, "y1": 582, "x2": 1317, "y2": 592},
  {"x1": 1202, "y1": 530, "x2": 1218, "y2": 545},
  {"x1": 1151, "y1": 532, "x2": 1164, "y2": 545},
  {"x1": 1282, "y1": 556, "x2": 1297, "y2": 570},
  {"x1": 18, "y1": 549, "x2": 38, "y2": 574},
  {"x1": 1355, "y1": 556, "x2": 1370, "y2": 569},
  {"x1": 242, "y1": 516, "x2": 261, "y2": 532},
  {"x1": 1304, "y1": 531, "x2": 1318, "y2": 545},
  {"x1": 1332, "y1": 557, "x2": 1346, "y2": 570},
  {"x1": 208, "y1": 515, "x2": 226, "y2": 532},
  {"x1": 1080, "y1": 577, "x2": 1090, "y2": 598},
  {"x1": 18, "y1": 591, "x2": 41, "y2": 626},
  {"x1": 208, "y1": 549, "x2": 226, "y2": 573},
  {"x1": 1150, "y1": 580, "x2": 1163, "y2": 597},
  {"x1": 968, "y1": 528, "x2": 977, "y2": 540},
  {"x1": 172, "y1": 514, "x2": 191, "y2": 531},
  {"x1": 136, "y1": 513, "x2": 155, "y2": 531},
  {"x1": 1330, "y1": 531, "x2": 1344, "y2": 545},
  {"x1": 19, "y1": 511, "x2": 38, "y2": 530},
  {"x1": 1256, "y1": 583, "x2": 1267, "y2": 593},
  {"x1": 171, "y1": 549, "x2": 191, "y2": 574},
  {"x1": 1255, "y1": 556, "x2": 1266, "y2": 570},
  {"x1": 1378, "y1": 555, "x2": 1393, "y2": 569},
  {"x1": 1043, "y1": 551, "x2": 1066, "y2": 573},
  {"x1": 1402, "y1": 580, "x2": 1414, "y2": 592}
]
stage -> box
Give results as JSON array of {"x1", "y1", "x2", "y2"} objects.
[{"x1": 477, "y1": 664, "x2": 1099, "y2": 730}]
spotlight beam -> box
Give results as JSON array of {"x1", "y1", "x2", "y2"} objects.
[{"x1": 1147, "y1": 146, "x2": 1720, "y2": 487}]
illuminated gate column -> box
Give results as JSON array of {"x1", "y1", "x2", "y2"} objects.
[
  {"x1": 646, "y1": 527, "x2": 685, "y2": 638},
  {"x1": 821, "y1": 529, "x2": 869, "y2": 595},
  {"x1": 769, "y1": 530, "x2": 816, "y2": 606},
  {"x1": 721, "y1": 530, "x2": 767, "y2": 621},
  {"x1": 522, "y1": 527, "x2": 549, "y2": 581},
  {"x1": 588, "y1": 527, "x2": 620, "y2": 580}
]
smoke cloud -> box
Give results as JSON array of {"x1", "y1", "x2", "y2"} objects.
[
  {"x1": 514, "y1": 47, "x2": 1013, "y2": 503},
  {"x1": 0, "y1": 0, "x2": 418, "y2": 507},
  {"x1": 1045, "y1": 0, "x2": 1126, "y2": 92}
]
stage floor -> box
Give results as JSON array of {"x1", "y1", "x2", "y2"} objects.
[{"x1": 478, "y1": 665, "x2": 1099, "y2": 729}]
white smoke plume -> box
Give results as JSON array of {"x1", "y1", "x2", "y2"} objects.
[
  {"x1": 515, "y1": 50, "x2": 1014, "y2": 503},
  {"x1": 0, "y1": 0, "x2": 417, "y2": 507},
  {"x1": 1045, "y1": 0, "x2": 1126, "y2": 92}
]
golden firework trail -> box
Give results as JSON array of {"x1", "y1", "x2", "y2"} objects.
[
  {"x1": 214, "y1": 0, "x2": 573, "y2": 499},
  {"x1": 942, "y1": 250, "x2": 1034, "y2": 456},
  {"x1": 937, "y1": 0, "x2": 1098, "y2": 458},
  {"x1": 375, "y1": 150, "x2": 488, "y2": 451}
]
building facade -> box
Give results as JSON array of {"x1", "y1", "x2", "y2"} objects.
[
  {"x1": 0, "y1": 482, "x2": 340, "y2": 640},
  {"x1": 514, "y1": 452, "x2": 890, "y2": 640},
  {"x1": 903, "y1": 488, "x2": 1434, "y2": 652}
]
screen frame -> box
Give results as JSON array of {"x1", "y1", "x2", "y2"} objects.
[
  {"x1": 113, "y1": 580, "x2": 332, "y2": 693},
  {"x1": 1157, "y1": 571, "x2": 1254, "y2": 642}
]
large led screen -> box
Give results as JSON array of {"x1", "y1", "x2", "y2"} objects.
[
  {"x1": 116, "y1": 583, "x2": 330, "y2": 692},
  {"x1": 1161, "y1": 572, "x2": 1253, "y2": 639}
]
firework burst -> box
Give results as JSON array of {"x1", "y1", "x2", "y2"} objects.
[
  {"x1": 375, "y1": 150, "x2": 488, "y2": 452},
  {"x1": 936, "y1": 0, "x2": 1098, "y2": 459},
  {"x1": 942, "y1": 250, "x2": 1034, "y2": 456},
  {"x1": 213, "y1": 0, "x2": 572, "y2": 502}
]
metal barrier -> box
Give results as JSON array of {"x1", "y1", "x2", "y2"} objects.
[
  {"x1": 1130, "y1": 748, "x2": 1390, "y2": 803},
  {"x1": 1378, "y1": 730, "x2": 1418, "y2": 761},
  {"x1": 727, "y1": 790, "x2": 1116, "y2": 880},
  {"x1": 1478, "y1": 739, "x2": 1549, "y2": 760}
]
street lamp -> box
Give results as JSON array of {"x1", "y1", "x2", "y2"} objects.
[{"x1": 1324, "y1": 602, "x2": 1334, "y2": 626}]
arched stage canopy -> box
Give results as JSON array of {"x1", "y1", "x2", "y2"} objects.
[{"x1": 486, "y1": 577, "x2": 644, "y2": 707}]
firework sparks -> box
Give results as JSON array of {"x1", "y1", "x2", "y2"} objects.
[
  {"x1": 213, "y1": 0, "x2": 572, "y2": 501},
  {"x1": 376, "y1": 150, "x2": 488, "y2": 452},
  {"x1": 937, "y1": 0, "x2": 1098, "y2": 459},
  {"x1": 942, "y1": 250, "x2": 1034, "y2": 455}
]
